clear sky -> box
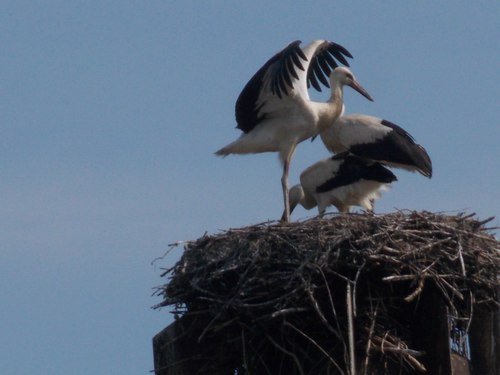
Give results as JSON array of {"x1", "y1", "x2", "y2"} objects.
[{"x1": 1, "y1": 1, "x2": 498, "y2": 374}]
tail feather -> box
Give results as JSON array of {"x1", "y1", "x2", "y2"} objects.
[
  {"x1": 214, "y1": 140, "x2": 240, "y2": 156},
  {"x1": 214, "y1": 146, "x2": 230, "y2": 157}
]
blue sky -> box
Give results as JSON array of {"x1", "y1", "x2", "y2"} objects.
[{"x1": 1, "y1": 1, "x2": 498, "y2": 374}]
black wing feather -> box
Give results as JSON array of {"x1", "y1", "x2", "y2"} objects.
[
  {"x1": 317, "y1": 154, "x2": 397, "y2": 193},
  {"x1": 379, "y1": 120, "x2": 432, "y2": 178},
  {"x1": 349, "y1": 119, "x2": 433, "y2": 178},
  {"x1": 282, "y1": 59, "x2": 295, "y2": 89},
  {"x1": 313, "y1": 62, "x2": 329, "y2": 88},
  {"x1": 235, "y1": 40, "x2": 307, "y2": 133},
  {"x1": 286, "y1": 57, "x2": 300, "y2": 80},
  {"x1": 306, "y1": 41, "x2": 352, "y2": 91},
  {"x1": 317, "y1": 57, "x2": 332, "y2": 87},
  {"x1": 330, "y1": 42, "x2": 353, "y2": 59},
  {"x1": 322, "y1": 51, "x2": 338, "y2": 72},
  {"x1": 291, "y1": 48, "x2": 306, "y2": 69},
  {"x1": 381, "y1": 119, "x2": 416, "y2": 141},
  {"x1": 270, "y1": 41, "x2": 307, "y2": 99},
  {"x1": 308, "y1": 66, "x2": 322, "y2": 91},
  {"x1": 328, "y1": 47, "x2": 350, "y2": 67}
]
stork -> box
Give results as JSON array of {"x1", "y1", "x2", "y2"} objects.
[
  {"x1": 284, "y1": 152, "x2": 397, "y2": 220},
  {"x1": 320, "y1": 114, "x2": 432, "y2": 177},
  {"x1": 215, "y1": 40, "x2": 374, "y2": 222}
]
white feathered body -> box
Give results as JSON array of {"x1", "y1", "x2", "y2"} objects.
[{"x1": 289, "y1": 155, "x2": 397, "y2": 215}]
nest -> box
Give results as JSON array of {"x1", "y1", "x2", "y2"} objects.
[{"x1": 155, "y1": 211, "x2": 499, "y2": 374}]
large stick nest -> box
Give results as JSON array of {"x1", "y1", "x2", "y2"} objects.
[{"x1": 155, "y1": 211, "x2": 499, "y2": 374}]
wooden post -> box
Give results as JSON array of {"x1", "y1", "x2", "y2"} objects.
[
  {"x1": 153, "y1": 315, "x2": 206, "y2": 375},
  {"x1": 469, "y1": 306, "x2": 497, "y2": 375},
  {"x1": 411, "y1": 283, "x2": 452, "y2": 374},
  {"x1": 495, "y1": 302, "x2": 500, "y2": 375}
]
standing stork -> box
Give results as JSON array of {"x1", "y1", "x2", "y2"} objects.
[
  {"x1": 215, "y1": 40, "x2": 374, "y2": 222},
  {"x1": 320, "y1": 114, "x2": 433, "y2": 177},
  {"x1": 284, "y1": 152, "x2": 397, "y2": 219}
]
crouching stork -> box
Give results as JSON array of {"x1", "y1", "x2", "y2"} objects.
[{"x1": 284, "y1": 152, "x2": 397, "y2": 219}]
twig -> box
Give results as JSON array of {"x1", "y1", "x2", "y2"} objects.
[
  {"x1": 372, "y1": 336, "x2": 426, "y2": 373},
  {"x1": 301, "y1": 275, "x2": 336, "y2": 334},
  {"x1": 317, "y1": 266, "x2": 347, "y2": 345},
  {"x1": 457, "y1": 240, "x2": 466, "y2": 277},
  {"x1": 265, "y1": 334, "x2": 305, "y2": 375},
  {"x1": 270, "y1": 307, "x2": 309, "y2": 319},
  {"x1": 241, "y1": 327, "x2": 248, "y2": 373},
  {"x1": 405, "y1": 277, "x2": 426, "y2": 303},
  {"x1": 363, "y1": 297, "x2": 378, "y2": 375},
  {"x1": 383, "y1": 274, "x2": 455, "y2": 282},
  {"x1": 353, "y1": 262, "x2": 366, "y2": 317},
  {"x1": 284, "y1": 321, "x2": 346, "y2": 375},
  {"x1": 346, "y1": 282, "x2": 356, "y2": 375}
]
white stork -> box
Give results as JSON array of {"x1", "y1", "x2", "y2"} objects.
[
  {"x1": 320, "y1": 114, "x2": 433, "y2": 177},
  {"x1": 215, "y1": 40, "x2": 374, "y2": 222},
  {"x1": 284, "y1": 152, "x2": 397, "y2": 219}
]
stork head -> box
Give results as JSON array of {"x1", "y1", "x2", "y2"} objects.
[
  {"x1": 331, "y1": 67, "x2": 374, "y2": 102},
  {"x1": 281, "y1": 184, "x2": 304, "y2": 221}
]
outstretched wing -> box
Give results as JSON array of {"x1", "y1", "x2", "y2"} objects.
[
  {"x1": 305, "y1": 41, "x2": 352, "y2": 92},
  {"x1": 235, "y1": 40, "x2": 353, "y2": 134}
]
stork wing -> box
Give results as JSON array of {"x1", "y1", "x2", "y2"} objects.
[
  {"x1": 325, "y1": 115, "x2": 433, "y2": 178},
  {"x1": 305, "y1": 40, "x2": 352, "y2": 92},
  {"x1": 235, "y1": 40, "x2": 352, "y2": 134},
  {"x1": 316, "y1": 154, "x2": 396, "y2": 193},
  {"x1": 373, "y1": 120, "x2": 433, "y2": 177}
]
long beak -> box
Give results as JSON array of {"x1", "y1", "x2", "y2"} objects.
[{"x1": 349, "y1": 79, "x2": 374, "y2": 102}]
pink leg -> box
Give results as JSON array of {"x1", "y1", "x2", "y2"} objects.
[
  {"x1": 280, "y1": 144, "x2": 296, "y2": 222},
  {"x1": 281, "y1": 159, "x2": 290, "y2": 222}
]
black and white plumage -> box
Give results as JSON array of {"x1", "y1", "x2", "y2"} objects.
[
  {"x1": 215, "y1": 40, "x2": 374, "y2": 222},
  {"x1": 320, "y1": 114, "x2": 432, "y2": 177},
  {"x1": 284, "y1": 153, "x2": 397, "y2": 219}
]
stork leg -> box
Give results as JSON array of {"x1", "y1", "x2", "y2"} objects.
[
  {"x1": 280, "y1": 144, "x2": 296, "y2": 223},
  {"x1": 281, "y1": 159, "x2": 291, "y2": 222},
  {"x1": 338, "y1": 205, "x2": 350, "y2": 214},
  {"x1": 367, "y1": 199, "x2": 375, "y2": 215}
]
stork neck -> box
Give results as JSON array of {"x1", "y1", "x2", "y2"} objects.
[
  {"x1": 328, "y1": 80, "x2": 344, "y2": 103},
  {"x1": 313, "y1": 84, "x2": 343, "y2": 132},
  {"x1": 301, "y1": 190, "x2": 317, "y2": 210}
]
